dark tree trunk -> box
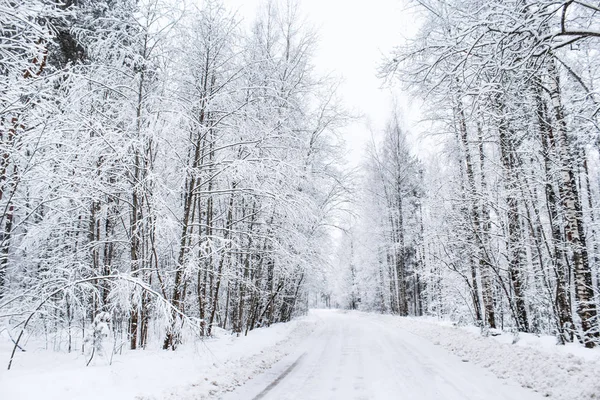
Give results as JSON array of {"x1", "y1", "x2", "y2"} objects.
[{"x1": 547, "y1": 59, "x2": 598, "y2": 347}]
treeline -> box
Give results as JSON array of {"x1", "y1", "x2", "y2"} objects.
[
  {"x1": 345, "y1": 0, "x2": 600, "y2": 348},
  {"x1": 0, "y1": 0, "x2": 345, "y2": 358},
  {"x1": 336, "y1": 114, "x2": 425, "y2": 317}
]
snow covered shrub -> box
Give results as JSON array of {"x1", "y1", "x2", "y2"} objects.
[
  {"x1": 85, "y1": 312, "x2": 111, "y2": 365},
  {"x1": 510, "y1": 327, "x2": 520, "y2": 345}
]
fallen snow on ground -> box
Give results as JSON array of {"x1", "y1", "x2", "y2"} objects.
[
  {"x1": 0, "y1": 315, "x2": 317, "y2": 400},
  {"x1": 388, "y1": 314, "x2": 600, "y2": 400},
  {"x1": 2, "y1": 311, "x2": 598, "y2": 400},
  {"x1": 414, "y1": 316, "x2": 600, "y2": 362}
]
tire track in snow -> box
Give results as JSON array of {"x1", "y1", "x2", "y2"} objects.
[{"x1": 252, "y1": 353, "x2": 306, "y2": 400}]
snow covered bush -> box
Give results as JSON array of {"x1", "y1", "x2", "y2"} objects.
[{"x1": 85, "y1": 312, "x2": 111, "y2": 365}]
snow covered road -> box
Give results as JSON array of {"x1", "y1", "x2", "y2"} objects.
[{"x1": 227, "y1": 310, "x2": 545, "y2": 400}]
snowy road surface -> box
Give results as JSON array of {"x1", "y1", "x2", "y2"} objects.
[{"x1": 226, "y1": 310, "x2": 545, "y2": 400}]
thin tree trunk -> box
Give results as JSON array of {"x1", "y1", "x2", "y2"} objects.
[
  {"x1": 207, "y1": 187, "x2": 236, "y2": 336},
  {"x1": 497, "y1": 100, "x2": 529, "y2": 332},
  {"x1": 455, "y1": 98, "x2": 484, "y2": 325},
  {"x1": 476, "y1": 120, "x2": 496, "y2": 329}
]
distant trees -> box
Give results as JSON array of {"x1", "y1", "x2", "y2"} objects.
[
  {"x1": 345, "y1": 115, "x2": 425, "y2": 316},
  {"x1": 371, "y1": 0, "x2": 600, "y2": 347},
  {"x1": 0, "y1": 0, "x2": 346, "y2": 365}
]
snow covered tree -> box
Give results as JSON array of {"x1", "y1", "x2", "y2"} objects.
[{"x1": 381, "y1": 0, "x2": 600, "y2": 347}]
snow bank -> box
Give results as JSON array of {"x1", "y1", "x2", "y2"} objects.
[
  {"x1": 158, "y1": 316, "x2": 317, "y2": 400},
  {"x1": 0, "y1": 315, "x2": 317, "y2": 400},
  {"x1": 383, "y1": 314, "x2": 600, "y2": 400}
]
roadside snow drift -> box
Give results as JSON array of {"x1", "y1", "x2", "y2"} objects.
[{"x1": 0, "y1": 316, "x2": 317, "y2": 400}]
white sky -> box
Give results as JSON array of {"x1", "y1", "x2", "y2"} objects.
[{"x1": 222, "y1": 0, "x2": 423, "y2": 167}]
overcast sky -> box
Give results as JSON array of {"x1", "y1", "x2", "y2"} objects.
[{"x1": 222, "y1": 0, "x2": 423, "y2": 166}]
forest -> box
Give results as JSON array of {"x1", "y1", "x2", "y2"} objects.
[
  {"x1": 1, "y1": 0, "x2": 600, "y2": 379},
  {"x1": 339, "y1": 0, "x2": 600, "y2": 349},
  {"x1": 0, "y1": 0, "x2": 349, "y2": 366}
]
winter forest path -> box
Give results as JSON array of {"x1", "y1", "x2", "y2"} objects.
[{"x1": 225, "y1": 309, "x2": 545, "y2": 400}]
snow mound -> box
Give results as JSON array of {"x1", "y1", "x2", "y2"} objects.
[{"x1": 393, "y1": 316, "x2": 600, "y2": 400}]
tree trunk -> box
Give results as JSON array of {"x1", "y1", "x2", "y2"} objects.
[
  {"x1": 497, "y1": 100, "x2": 529, "y2": 332},
  {"x1": 547, "y1": 58, "x2": 598, "y2": 347},
  {"x1": 455, "y1": 98, "x2": 486, "y2": 325},
  {"x1": 534, "y1": 81, "x2": 574, "y2": 343},
  {"x1": 207, "y1": 187, "x2": 236, "y2": 336},
  {"x1": 476, "y1": 120, "x2": 496, "y2": 329}
]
